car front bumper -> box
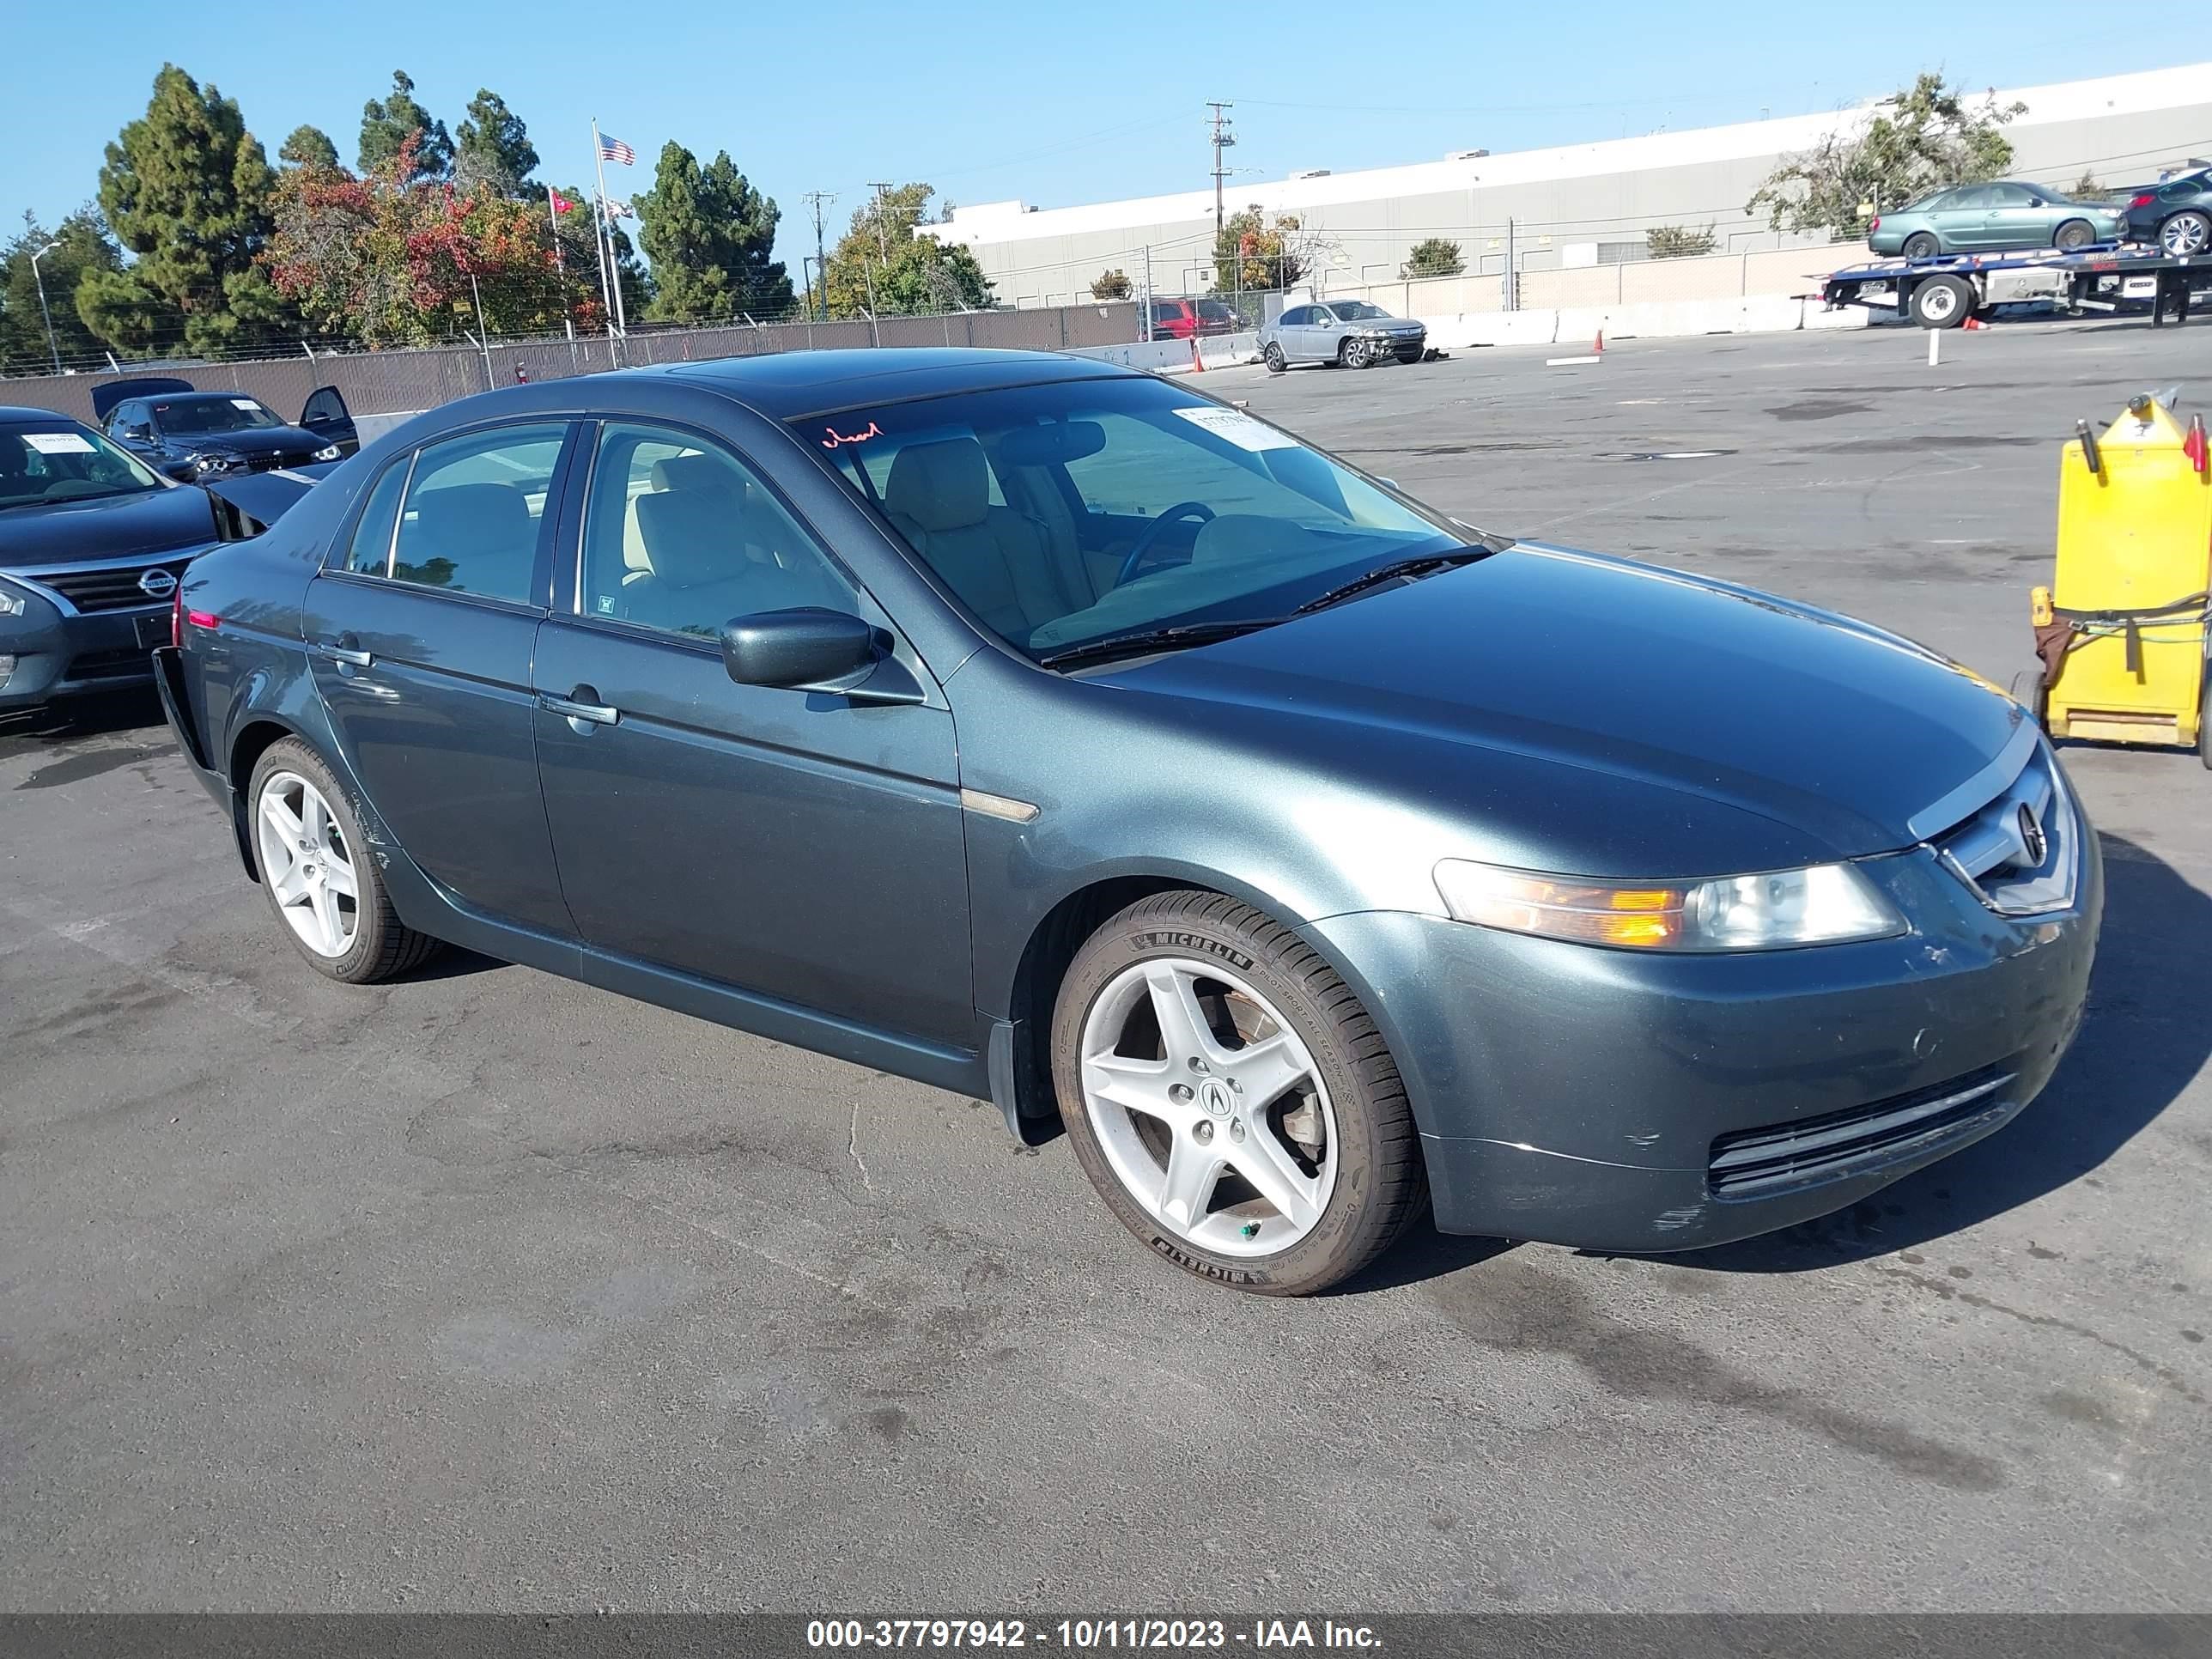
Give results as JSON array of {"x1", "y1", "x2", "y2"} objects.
[
  {"x1": 1303, "y1": 835, "x2": 2102, "y2": 1252},
  {"x1": 0, "y1": 585, "x2": 167, "y2": 708}
]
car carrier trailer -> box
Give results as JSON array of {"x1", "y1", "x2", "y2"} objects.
[{"x1": 1820, "y1": 243, "x2": 2212, "y2": 329}]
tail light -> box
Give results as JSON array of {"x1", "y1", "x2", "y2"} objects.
[
  {"x1": 2130, "y1": 193, "x2": 2156, "y2": 208},
  {"x1": 170, "y1": 585, "x2": 185, "y2": 649},
  {"x1": 1869, "y1": 216, "x2": 1881, "y2": 233}
]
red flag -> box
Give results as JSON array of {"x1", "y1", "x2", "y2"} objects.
[{"x1": 550, "y1": 190, "x2": 574, "y2": 216}]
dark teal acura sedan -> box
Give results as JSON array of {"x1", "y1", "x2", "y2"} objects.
[{"x1": 154, "y1": 351, "x2": 2100, "y2": 1294}]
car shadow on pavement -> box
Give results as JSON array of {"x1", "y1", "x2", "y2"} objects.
[
  {"x1": 0, "y1": 688, "x2": 167, "y2": 753},
  {"x1": 1637, "y1": 831, "x2": 2207, "y2": 1273}
]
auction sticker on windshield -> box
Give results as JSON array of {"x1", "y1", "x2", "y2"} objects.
[
  {"x1": 1171, "y1": 406, "x2": 1297, "y2": 452},
  {"x1": 230, "y1": 399, "x2": 261, "y2": 411},
  {"x1": 23, "y1": 433, "x2": 94, "y2": 454}
]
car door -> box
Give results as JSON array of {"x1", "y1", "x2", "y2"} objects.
[
  {"x1": 1275, "y1": 305, "x2": 1310, "y2": 361},
  {"x1": 299, "y1": 386, "x2": 360, "y2": 457},
  {"x1": 532, "y1": 418, "x2": 974, "y2": 1050},
  {"x1": 302, "y1": 420, "x2": 579, "y2": 937},
  {"x1": 1981, "y1": 183, "x2": 2050, "y2": 250},
  {"x1": 1941, "y1": 185, "x2": 2000, "y2": 250},
  {"x1": 1310, "y1": 303, "x2": 1344, "y2": 358}
]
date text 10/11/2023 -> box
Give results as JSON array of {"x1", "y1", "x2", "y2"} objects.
[{"x1": 805, "y1": 1620, "x2": 1385, "y2": 1650}]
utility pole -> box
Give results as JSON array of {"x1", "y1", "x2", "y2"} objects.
[
  {"x1": 1140, "y1": 244, "x2": 1153, "y2": 342},
  {"x1": 1206, "y1": 102, "x2": 1236, "y2": 233},
  {"x1": 866, "y1": 182, "x2": 893, "y2": 261},
  {"x1": 29, "y1": 241, "x2": 62, "y2": 376},
  {"x1": 803, "y1": 191, "x2": 836, "y2": 321}
]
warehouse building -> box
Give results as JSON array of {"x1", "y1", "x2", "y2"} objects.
[{"x1": 921, "y1": 64, "x2": 2212, "y2": 307}]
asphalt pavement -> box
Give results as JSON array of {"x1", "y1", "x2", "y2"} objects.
[{"x1": 3, "y1": 316, "x2": 2209, "y2": 1612}]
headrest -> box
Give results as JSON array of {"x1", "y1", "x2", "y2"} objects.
[
  {"x1": 635, "y1": 489, "x2": 738, "y2": 589},
  {"x1": 410, "y1": 483, "x2": 532, "y2": 554},
  {"x1": 650, "y1": 453, "x2": 741, "y2": 498},
  {"x1": 884, "y1": 437, "x2": 991, "y2": 533}
]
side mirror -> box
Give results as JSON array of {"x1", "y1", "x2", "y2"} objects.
[
  {"x1": 124, "y1": 423, "x2": 151, "y2": 441},
  {"x1": 720, "y1": 607, "x2": 879, "y2": 690}
]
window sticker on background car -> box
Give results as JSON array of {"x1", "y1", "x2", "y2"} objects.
[
  {"x1": 23, "y1": 432, "x2": 95, "y2": 454},
  {"x1": 1170, "y1": 406, "x2": 1297, "y2": 453},
  {"x1": 596, "y1": 594, "x2": 618, "y2": 616},
  {"x1": 230, "y1": 398, "x2": 261, "y2": 411}
]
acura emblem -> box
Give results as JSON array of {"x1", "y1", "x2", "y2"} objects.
[
  {"x1": 2016, "y1": 803, "x2": 2047, "y2": 866},
  {"x1": 138, "y1": 568, "x2": 178, "y2": 599},
  {"x1": 1199, "y1": 1080, "x2": 1233, "y2": 1118}
]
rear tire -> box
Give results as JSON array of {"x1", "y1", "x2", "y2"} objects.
[
  {"x1": 2160, "y1": 211, "x2": 2211, "y2": 258},
  {"x1": 2053, "y1": 219, "x2": 2096, "y2": 251},
  {"x1": 1911, "y1": 275, "x2": 1972, "y2": 328},
  {"x1": 247, "y1": 738, "x2": 441, "y2": 984},
  {"x1": 1901, "y1": 232, "x2": 1941, "y2": 260},
  {"x1": 1052, "y1": 890, "x2": 1425, "y2": 1297},
  {"x1": 1262, "y1": 342, "x2": 1287, "y2": 374}
]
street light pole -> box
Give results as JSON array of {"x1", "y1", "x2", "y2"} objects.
[{"x1": 29, "y1": 242, "x2": 62, "y2": 376}]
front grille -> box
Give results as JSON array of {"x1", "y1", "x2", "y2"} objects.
[
  {"x1": 25, "y1": 556, "x2": 193, "y2": 614},
  {"x1": 1708, "y1": 1066, "x2": 2018, "y2": 1200},
  {"x1": 1932, "y1": 740, "x2": 2081, "y2": 915}
]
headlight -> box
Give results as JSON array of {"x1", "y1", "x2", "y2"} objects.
[
  {"x1": 1432, "y1": 858, "x2": 1905, "y2": 951},
  {"x1": 0, "y1": 584, "x2": 26, "y2": 618},
  {"x1": 312, "y1": 444, "x2": 342, "y2": 463},
  {"x1": 191, "y1": 453, "x2": 238, "y2": 474}
]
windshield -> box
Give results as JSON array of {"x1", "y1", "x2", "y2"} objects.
[
  {"x1": 801, "y1": 374, "x2": 1473, "y2": 662},
  {"x1": 0, "y1": 425, "x2": 166, "y2": 509},
  {"x1": 155, "y1": 396, "x2": 283, "y2": 434},
  {"x1": 1327, "y1": 301, "x2": 1389, "y2": 320}
]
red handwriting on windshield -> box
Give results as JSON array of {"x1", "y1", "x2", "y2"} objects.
[{"x1": 820, "y1": 421, "x2": 882, "y2": 449}]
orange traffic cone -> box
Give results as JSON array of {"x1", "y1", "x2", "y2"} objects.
[
  {"x1": 1594, "y1": 328, "x2": 1605, "y2": 356},
  {"x1": 1961, "y1": 315, "x2": 1984, "y2": 331},
  {"x1": 1190, "y1": 337, "x2": 1204, "y2": 372}
]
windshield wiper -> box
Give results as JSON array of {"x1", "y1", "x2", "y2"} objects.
[
  {"x1": 1293, "y1": 548, "x2": 1493, "y2": 617},
  {"x1": 1036, "y1": 617, "x2": 1287, "y2": 671}
]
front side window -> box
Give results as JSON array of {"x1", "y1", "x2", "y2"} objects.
[
  {"x1": 803, "y1": 376, "x2": 1473, "y2": 660},
  {"x1": 0, "y1": 424, "x2": 164, "y2": 510},
  {"x1": 579, "y1": 422, "x2": 857, "y2": 640},
  {"x1": 386, "y1": 423, "x2": 567, "y2": 603},
  {"x1": 1988, "y1": 184, "x2": 2035, "y2": 206},
  {"x1": 152, "y1": 396, "x2": 284, "y2": 435}
]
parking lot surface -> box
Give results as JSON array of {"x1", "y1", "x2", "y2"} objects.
[{"x1": 4, "y1": 319, "x2": 2209, "y2": 1612}]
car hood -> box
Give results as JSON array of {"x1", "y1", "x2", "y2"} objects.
[
  {"x1": 1104, "y1": 544, "x2": 2028, "y2": 864},
  {"x1": 167, "y1": 424, "x2": 321, "y2": 458},
  {"x1": 0, "y1": 483, "x2": 220, "y2": 568}
]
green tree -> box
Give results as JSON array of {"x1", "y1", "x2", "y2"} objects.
[
  {"x1": 818, "y1": 184, "x2": 992, "y2": 318},
  {"x1": 1212, "y1": 205, "x2": 1323, "y2": 293},
  {"x1": 1748, "y1": 73, "x2": 2026, "y2": 241},
  {"x1": 1090, "y1": 269, "x2": 1133, "y2": 300},
  {"x1": 1645, "y1": 223, "x2": 1718, "y2": 258},
  {"x1": 358, "y1": 70, "x2": 452, "y2": 181},
  {"x1": 453, "y1": 88, "x2": 538, "y2": 197},
  {"x1": 0, "y1": 210, "x2": 125, "y2": 374},
  {"x1": 278, "y1": 125, "x2": 340, "y2": 171},
  {"x1": 635, "y1": 142, "x2": 792, "y2": 322},
  {"x1": 1400, "y1": 237, "x2": 1463, "y2": 279},
  {"x1": 2069, "y1": 170, "x2": 2108, "y2": 202},
  {"x1": 77, "y1": 64, "x2": 287, "y2": 356}
]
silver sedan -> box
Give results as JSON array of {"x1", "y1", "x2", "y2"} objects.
[{"x1": 1262, "y1": 301, "x2": 1428, "y2": 371}]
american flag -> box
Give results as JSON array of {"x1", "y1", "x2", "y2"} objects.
[{"x1": 596, "y1": 134, "x2": 635, "y2": 166}]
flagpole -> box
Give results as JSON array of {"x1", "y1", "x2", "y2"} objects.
[
  {"x1": 588, "y1": 125, "x2": 623, "y2": 369},
  {"x1": 590, "y1": 118, "x2": 630, "y2": 360}
]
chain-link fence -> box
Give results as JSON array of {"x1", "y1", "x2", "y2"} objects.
[{"x1": 0, "y1": 300, "x2": 1144, "y2": 427}]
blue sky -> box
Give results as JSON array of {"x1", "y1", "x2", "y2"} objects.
[{"x1": 0, "y1": 2, "x2": 2183, "y2": 274}]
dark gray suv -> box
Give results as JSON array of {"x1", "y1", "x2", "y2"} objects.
[{"x1": 155, "y1": 350, "x2": 2100, "y2": 1295}]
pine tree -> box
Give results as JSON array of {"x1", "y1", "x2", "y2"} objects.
[
  {"x1": 359, "y1": 70, "x2": 453, "y2": 181},
  {"x1": 78, "y1": 64, "x2": 287, "y2": 356},
  {"x1": 635, "y1": 142, "x2": 793, "y2": 322},
  {"x1": 453, "y1": 89, "x2": 538, "y2": 197},
  {"x1": 279, "y1": 125, "x2": 340, "y2": 171},
  {"x1": 0, "y1": 210, "x2": 125, "y2": 374}
]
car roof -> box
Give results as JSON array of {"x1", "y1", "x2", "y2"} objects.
[
  {"x1": 661, "y1": 347, "x2": 1136, "y2": 419},
  {"x1": 0, "y1": 406, "x2": 94, "y2": 428},
  {"x1": 149, "y1": 390, "x2": 268, "y2": 404}
]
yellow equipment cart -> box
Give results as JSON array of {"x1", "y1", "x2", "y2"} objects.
[{"x1": 2019, "y1": 395, "x2": 2211, "y2": 767}]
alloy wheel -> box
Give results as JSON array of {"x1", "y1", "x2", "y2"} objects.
[
  {"x1": 2163, "y1": 214, "x2": 2209, "y2": 257},
  {"x1": 255, "y1": 769, "x2": 360, "y2": 958},
  {"x1": 1077, "y1": 957, "x2": 1338, "y2": 1258}
]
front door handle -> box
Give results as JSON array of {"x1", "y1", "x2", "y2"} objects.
[
  {"x1": 539, "y1": 686, "x2": 619, "y2": 727},
  {"x1": 315, "y1": 635, "x2": 373, "y2": 669}
]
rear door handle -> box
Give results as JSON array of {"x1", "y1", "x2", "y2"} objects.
[
  {"x1": 539, "y1": 689, "x2": 619, "y2": 726},
  {"x1": 315, "y1": 635, "x2": 373, "y2": 668}
]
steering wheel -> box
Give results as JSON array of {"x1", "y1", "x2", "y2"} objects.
[{"x1": 1116, "y1": 501, "x2": 1216, "y2": 586}]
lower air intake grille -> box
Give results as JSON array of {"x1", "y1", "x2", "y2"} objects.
[{"x1": 1708, "y1": 1066, "x2": 2017, "y2": 1200}]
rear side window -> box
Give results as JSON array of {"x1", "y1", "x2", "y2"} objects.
[
  {"x1": 386, "y1": 423, "x2": 567, "y2": 603},
  {"x1": 337, "y1": 459, "x2": 410, "y2": 575}
]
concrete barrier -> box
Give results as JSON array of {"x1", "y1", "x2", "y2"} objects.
[
  {"x1": 1198, "y1": 331, "x2": 1261, "y2": 370},
  {"x1": 1415, "y1": 295, "x2": 1869, "y2": 349},
  {"x1": 1062, "y1": 338, "x2": 1194, "y2": 372}
]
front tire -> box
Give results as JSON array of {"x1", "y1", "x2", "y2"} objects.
[
  {"x1": 248, "y1": 738, "x2": 441, "y2": 984},
  {"x1": 1262, "y1": 342, "x2": 1287, "y2": 374},
  {"x1": 1339, "y1": 337, "x2": 1373, "y2": 369},
  {"x1": 1051, "y1": 890, "x2": 1425, "y2": 1296},
  {"x1": 2053, "y1": 219, "x2": 2096, "y2": 251},
  {"x1": 2160, "y1": 211, "x2": 2211, "y2": 258}
]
